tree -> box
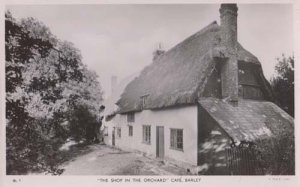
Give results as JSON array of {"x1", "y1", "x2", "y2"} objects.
[
  {"x1": 6, "y1": 11, "x2": 56, "y2": 174},
  {"x1": 270, "y1": 54, "x2": 294, "y2": 117},
  {"x1": 6, "y1": 11, "x2": 104, "y2": 174}
]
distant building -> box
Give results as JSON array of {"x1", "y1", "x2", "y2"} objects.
[
  {"x1": 104, "y1": 4, "x2": 294, "y2": 174},
  {"x1": 103, "y1": 73, "x2": 140, "y2": 146}
]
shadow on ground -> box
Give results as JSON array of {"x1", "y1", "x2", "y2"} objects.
[
  {"x1": 59, "y1": 144, "x2": 188, "y2": 175},
  {"x1": 57, "y1": 142, "x2": 95, "y2": 166}
]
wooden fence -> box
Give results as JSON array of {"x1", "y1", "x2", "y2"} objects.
[{"x1": 226, "y1": 146, "x2": 264, "y2": 175}]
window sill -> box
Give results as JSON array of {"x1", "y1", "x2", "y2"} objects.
[
  {"x1": 142, "y1": 141, "x2": 151, "y2": 145},
  {"x1": 170, "y1": 147, "x2": 184, "y2": 152},
  {"x1": 240, "y1": 83, "x2": 261, "y2": 88}
]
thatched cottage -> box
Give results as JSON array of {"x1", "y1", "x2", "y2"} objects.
[{"x1": 104, "y1": 4, "x2": 294, "y2": 175}]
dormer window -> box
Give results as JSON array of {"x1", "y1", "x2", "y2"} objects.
[
  {"x1": 140, "y1": 94, "x2": 149, "y2": 109},
  {"x1": 238, "y1": 63, "x2": 264, "y2": 100},
  {"x1": 127, "y1": 112, "x2": 135, "y2": 123}
]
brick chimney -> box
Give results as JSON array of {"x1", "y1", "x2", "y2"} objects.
[
  {"x1": 111, "y1": 75, "x2": 117, "y2": 96},
  {"x1": 219, "y1": 4, "x2": 239, "y2": 105}
]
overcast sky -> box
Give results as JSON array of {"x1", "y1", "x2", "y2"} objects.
[{"x1": 7, "y1": 4, "x2": 293, "y2": 98}]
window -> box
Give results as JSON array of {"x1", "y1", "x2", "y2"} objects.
[
  {"x1": 142, "y1": 125, "x2": 151, "y2": 144},
  {"x1": 238, "y1": 65, "x2": 259, "y2": 86},
  {"x1": 170, "y1": 129, "x2": 183, "y2": 151},
  {"x1": 238, "y1": 64, "x2": 264, "y2": 100},
  {"x1": 241, "y1": 85, "x2": 263, "y2": 100},
  {"x1": 117, "y1": 127, "x2": 121, "y2": 138},
  {"x1": 103, "y1": 126, "x2": 108, "y2": 136},
  {"x1": 128, "y1": 125, "x2": 133, "y2": 137},
  {"x1": 140, "y1": 94, "x2": 149, "y2": 109},
  {"x1": 127, "y1": 112, "x2": 135, "y2": 122}
]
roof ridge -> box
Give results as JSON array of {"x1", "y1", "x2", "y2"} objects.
[
  {"x1": 158, "y1": 21, "x2": 219, "y2": 60},
  {"x1": 117, "y1": 19, "x2": 266, "y2": 113}
]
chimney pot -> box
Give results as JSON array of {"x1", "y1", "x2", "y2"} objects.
[
  {"x1": 219, "y1": 3, "x2": 238, "y2": 53},
  {"x1": 219, "y1": 3, "x2": 239, "y2": 105},
  {"x1": 153, "y1": 49, "x2": 165, "y2": 61},
  {"x1": 152, "y1": 43, "x2": 165, "y2": 62}
]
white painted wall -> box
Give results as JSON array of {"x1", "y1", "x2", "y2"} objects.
[
  {"x1": 103, "y1": 120, "x2": 114, "y2": 146},
  {"x1": 104, "y1": 105, "x2": 198, "y2": 166}
]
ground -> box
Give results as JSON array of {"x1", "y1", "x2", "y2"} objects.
[{"x1": 59, "y1": 144, "x2": 188, "y2": 175}]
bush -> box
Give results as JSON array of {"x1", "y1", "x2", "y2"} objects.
[
  {"x1": 67, "y1": 105, "x2": 100, "y2": 143},
  {"x1": 6, "y1": 117, "x2": 67, "y2": 175},
  {"x1": 254, "y1": 126, "x2": 294, "y2": 175}
]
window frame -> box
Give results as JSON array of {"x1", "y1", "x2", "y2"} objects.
[
  {"x1": 240, "y1": 84, "x2": 264, "y2": 100},
  {"x1": 127, "y1": 112, "x2": 135, "y2": 123},
  {"x1": 140, "y1": 94, "x2": 149, "y2": 109},
  {"x1": 170, "y1": 128, "x2": 183, "y2": 151},
  {"x1": 142, "y1": 125, "x2": 151, "y2": 145},
  {"x1": 117, "y1": 127, "x2": 121, "y2": 138},
  {"x1": 128, "y1": 125, "x2": 133, "y2": 137}
]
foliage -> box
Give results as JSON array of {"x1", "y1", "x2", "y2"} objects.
[
  {"x1": 270, "y1": 54, "x2": 294, "y2": 117},
  {"x1": 236, "y1": 54, "x2": 295, "y2": 175},
  {"x1": 66, "y1": 104, "x2": 104, "y2": 143},
  {"x1": 6, "y1": 11, "x2": 104, "y2": 175},
  {"x1": 253, "y1": 122, "x2": 294, "y2": 175}
]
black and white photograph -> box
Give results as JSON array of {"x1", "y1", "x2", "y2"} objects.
[{"x1": 1, "y1": 0, "x2": 299, "y2": 185}]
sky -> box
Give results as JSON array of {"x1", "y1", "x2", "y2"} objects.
[{"x1": 6, "y1": 4, "x2": 293, "y2": 98}]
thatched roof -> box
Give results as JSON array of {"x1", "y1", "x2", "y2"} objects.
[
  {"x1": 103, "y1": 72, "x2": 140, "y2": 120},
  {"x1": 117, "y1": 21, "x2": 272, "y2": 113},
  {"x1": 199, "y1": 97, "x2": 293, "y2": 142}
]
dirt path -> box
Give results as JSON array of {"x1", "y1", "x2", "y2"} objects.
[{"x1": 60, "y1": 144, "x2": 187, "y2": 175}]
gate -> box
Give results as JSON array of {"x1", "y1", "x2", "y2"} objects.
[{"x1": 226, "y1": 146, "x2": 263, "y2": 175}]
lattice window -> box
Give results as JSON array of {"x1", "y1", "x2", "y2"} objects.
[
  {"x1": 140, "y1": 94, "x2": 149, "y2": 109},
  {"x1": 142, "y1": 125, "x2": 151, "y2": 144},
  {"x1": 170, "y1": 128, "x2": 183, "y2": 151},
  {"x1": 127, "y1": 112, "x2": 135, "y2": 122},
  {"x1": 117, "y1": 127, "x2": 121, "y2": 138}
]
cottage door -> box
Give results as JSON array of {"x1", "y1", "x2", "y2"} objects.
[
  {"x1": 112, "y1": 128, "x2": 115, "y2": 146},
  {"x1": 156, "y1": 126, "x2": 164, "y2": 159}
]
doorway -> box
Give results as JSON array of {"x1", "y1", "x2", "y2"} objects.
[
  {"x1": 112, "y1": 127, "x2": 115, "y2": 146},
  {"x1": 156, "y1": 126, "x2": 164, "y2": 159}
]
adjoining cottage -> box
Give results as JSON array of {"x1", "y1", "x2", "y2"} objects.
[{"x1": 104, "y1": 4, "x2": 294, "y2": 175}]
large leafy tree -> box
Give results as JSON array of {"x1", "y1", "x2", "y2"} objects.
[
  {"x1": 6, "y1": 12, "x2": 55, "y2": 174},
  {"x1": 6, "y1": 11, "x2": 104, "y2": 174},
  {"x1": 270, "y1": 54, "x2": 294, "y2": 117}
]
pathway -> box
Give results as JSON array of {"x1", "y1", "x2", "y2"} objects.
[{"x1": 60, "y1": 144, "x2": 187, "y2": 175}]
